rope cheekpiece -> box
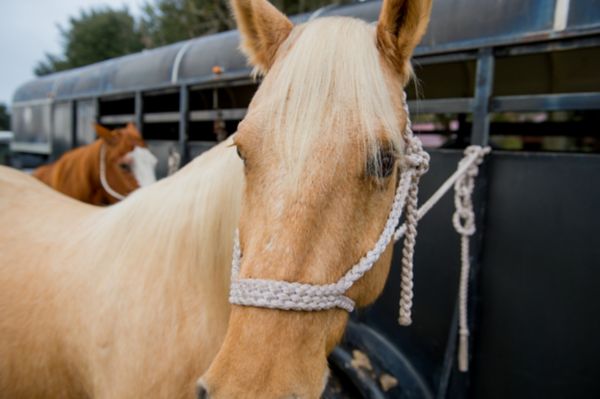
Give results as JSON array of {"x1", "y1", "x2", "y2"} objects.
[
  {"x1": 229, "y1": 93, "x2": 430, "y2": 314},
  {"x1": 99, "y1": 144, "x2": 126, "y2": 201}
]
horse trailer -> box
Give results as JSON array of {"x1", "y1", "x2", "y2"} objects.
[{"x1": 11, "y1": 0, "x2": 600, "y2": 398}]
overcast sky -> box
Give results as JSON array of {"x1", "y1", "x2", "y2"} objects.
[{"x1": 0, "y1": 0, "x2": 143, "y2": 106}]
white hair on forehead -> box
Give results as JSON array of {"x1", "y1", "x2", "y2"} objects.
[
  {"x1": 254, "y1": 17, "x2": 404, "y2": 182},
  {"x1": 129, "y1": 146, "x2": 158, "y2": 187}
]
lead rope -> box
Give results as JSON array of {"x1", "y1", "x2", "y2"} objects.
[
  {"x1": 453, "y1": 145, "x2": 490, "y2": 372},
  {"x1": 393, "y1": 145, "x2": 490, "y2": 372},
  {"x1": 99, "y1": 144, "x2": 126, "y2": 201}
]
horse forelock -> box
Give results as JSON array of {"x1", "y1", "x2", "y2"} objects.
[{"x1": 252, "y1": 17, "x2": 406, "y2": 184}]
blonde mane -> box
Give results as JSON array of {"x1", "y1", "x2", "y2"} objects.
[
  {"x1": 81, "y1": 143, "x2": 244, "y2": 357},
  {"x1": 255, "y1": 17, "x2": 405, "y2": 181},
  {"x1": 81, "y1": 142, "x2": 244, "y2": 395}
]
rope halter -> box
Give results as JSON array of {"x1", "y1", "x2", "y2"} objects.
[
  {"x1": 99, "y1": 143, "x2": 126, "y2": 201},
  {"x1": 229, "y1": 93, "x2": 430, "y2": 317}
]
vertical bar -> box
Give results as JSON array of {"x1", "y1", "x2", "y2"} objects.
[
  {"x1": 553, "y1": 0, "x2": 571, "y2": 31},
  {"x1": 70, "y1": 100, "x2": 77, "y2": 148},
  {"x1": 463, "y1": 50, "x2": 495, "y2": 385},
  {"x1": 179, "y1": 86, "x2": 189, "y2": 164},
  {"x1": 212, "y1": 87, "x2": 219, "y2": 109},
  {"x1": 135, "y1": 91, "x2": 143, "y2": 129},
  {"x1": 471, "y1": 49, "x2": 494, "y2": 146},
  {"x1": 443, "y1": 49, "x2": 495, "y2": 394},
  {"x1": 49, "y1": 100, "x2": 56, "y2": 161},
  {"x1": 93, "y1": 97, "x2": 99, "y2": 124}
]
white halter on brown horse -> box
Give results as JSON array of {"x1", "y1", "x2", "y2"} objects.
[{"x1": 0, "y1": 1, "x2": 433, "y2": 398}]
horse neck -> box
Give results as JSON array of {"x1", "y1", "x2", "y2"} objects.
[
  {"x1": 52, "y1": 140, "x2": 104, "y2": 202},
  {"x1": 93, "y1": 141, "x2": 244, "y2": 300},
  {"x1": 85, "y1": 140, "x2": 108, "y2": 203}
]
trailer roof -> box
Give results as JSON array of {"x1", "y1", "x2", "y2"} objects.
[{"x1": 13, "y1": 0, "x2": 600, "y2": 104}]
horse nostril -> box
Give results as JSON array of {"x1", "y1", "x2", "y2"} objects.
[{"x1": 196, "y1": 383, "x2": 210, "y2": 399}]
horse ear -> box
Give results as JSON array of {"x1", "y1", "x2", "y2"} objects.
[
  {"x1": 376, "y1": 0, "x2": 433, "y2": 72},
  {"x1": 95, "y1": 123, "x2": 119, "y2": 145},
  {"x1": 126, "y1": 122, "x2": 142, "y2": 138},
  {"x1": 230, "y1": 0, "x2": 293, "y2": 73}
]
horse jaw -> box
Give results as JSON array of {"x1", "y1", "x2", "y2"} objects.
[
  {"x1": 198, "y1": 308, "x2": 347, "y2": 399},
  {"x1": 128, "y1": 146, "x2": 158, "y2": 187}
]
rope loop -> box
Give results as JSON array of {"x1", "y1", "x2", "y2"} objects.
[
  {"x1": 99, "y1": 144, "x2": 126, "y2": 201},
  {"x1": 452, "y1": 210, "x2": 476, "y2": 236},
  {"x1": 453, "y1": 145, "x2": 490, "y2": 373},
  {"x1": 452, "y1": 145, "x2": 489, "y2": 237}
]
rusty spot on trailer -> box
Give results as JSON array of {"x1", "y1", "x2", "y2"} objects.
[
  {"x1": 379, "y1": 373, "x2": 399, "y2": 392},
  {"x1": 350, "y1": 350, "x2": 373, "y2": 371}
]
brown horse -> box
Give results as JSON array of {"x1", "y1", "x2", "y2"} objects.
[
  {"x1": 33, "y1": 122, "x2": 157, "y2": 205},
  {"x1": 0, "y1": 1, "x2": 432, "y2": 398}
]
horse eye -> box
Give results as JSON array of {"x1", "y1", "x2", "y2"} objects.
[
  {"x1": 236, "y1": 146, "x2": 245, "y2": 162},
  {"x1": 367, "y1": 150, "x2": 396, "y2": 178},
  {"x1": 119, "y1": 163, "x2": 131, "y2": 172}
]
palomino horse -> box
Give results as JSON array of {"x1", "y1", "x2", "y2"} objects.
[
  {"x1": 33, "y1": 122, "x2": 157, "y2": 205},
  {"x1": 0, "y1": 0, "x2": 432, "y2": 398}
]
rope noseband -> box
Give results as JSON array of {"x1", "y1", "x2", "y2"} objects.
[
  {"x1": 99, "y1": 144, "x2": 126, "y2": 201},
  {"x1": 229, "y1": 94, "x2": 429, "y2": 317}
]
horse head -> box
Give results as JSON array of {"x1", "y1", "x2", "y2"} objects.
[
  {"x1": 198, "y1": 1, "x2": 432, "y2": 398},
  {"x1": 95, "y1": 122, "x2": 158, "y2": 203}
]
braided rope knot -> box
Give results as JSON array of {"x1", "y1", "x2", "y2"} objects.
[
  {"x1": 452, "y1": 145, "x2": 489, "y2": 237},
  {"x1": 453, "y1": 210, "x2": 475, "y2": 236},
  {"x1": 405, "y1": 151, "x2": 429, "y2": 173}
]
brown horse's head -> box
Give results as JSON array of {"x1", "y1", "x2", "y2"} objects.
[
  {"x1": 199, "y1": 1, "x2": 432, "y2": 398},
  {"x1": 95, "y1": 122, "x2": 157, "y2": 204}
]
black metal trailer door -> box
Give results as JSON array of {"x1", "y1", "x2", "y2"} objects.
[
  {"x1": 345, "y1": 149, "x2": 600, "y2": 398},
  {"x1": 472, "y1": 151, "x2": 600, "y2": 398}
]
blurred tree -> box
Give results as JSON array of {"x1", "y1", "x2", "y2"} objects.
[
  {"x1": 141, "y1": 0, "x2": 354, "y2": 48},
  {"x1": 34, "y1": 1, "x2": 356, "y2": 75},
  {"x1": 140, "y1": 0, "x2": 234, "y2": 47},
  {"x1": 34, "y1": 8, "x2": 144, "y2": 76},
  {"x1": 0, "y1": 103, "x2": 10, "y2": 131}
]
